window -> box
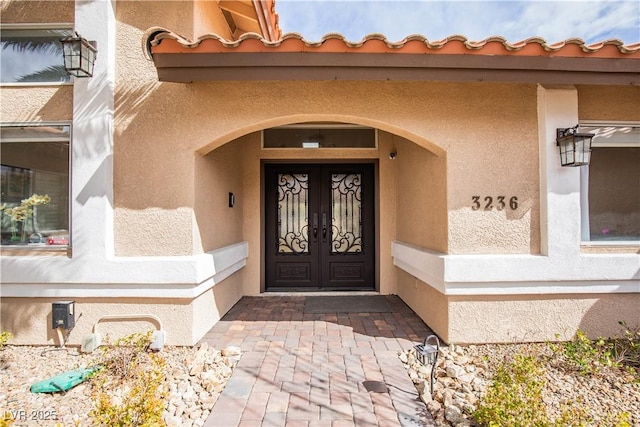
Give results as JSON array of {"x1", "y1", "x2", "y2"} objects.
[
  {"x1": 0, "y1": 27, "x2": 73, "y2": 83},
  {"x1": 0, "y1": 125, "x2": 70, "y2": 246},
  {"x1": 263, "y1": 124, "x2": 377, "y2": 149},
  {"x1": 581, "y1": 123, "x2": 640, "y2": 243}
]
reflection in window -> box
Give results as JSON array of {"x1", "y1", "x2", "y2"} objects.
[
  {"x1": 1, "y1": 28, "x2": 72, "y2": 83},
  {"x1": 582, "y1": 124, "x2": 640, "y2": 242},
  {"x1": 0, "y1": 125, "x2": 70, "y2": 246}
]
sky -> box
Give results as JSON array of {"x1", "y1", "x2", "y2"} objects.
[{"x1": 275, "y1": 0, "x2": 640, "y2": 45}]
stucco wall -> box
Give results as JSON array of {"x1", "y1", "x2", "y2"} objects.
[
  {"x1": 192, "y1": 276, "x2": 243, "y2": 344},
  {"x1": 395, "y1": 135, "x2": 447, "y2": 253},
  {"x1": 396, "y1": 270, "x2": 450, "y2": 342},
  {"x1": 448, "y1": 293, "x2": 640, "y2": 344},
  {"x1": 577, "y1": 85, "x2": 640, "y2": 121},
  {"x1": 194, "y1": 135, "x2": 245, "y2": 252},
  {"x1": 446, "y1": 84, "x2": 540, "y2": 254},
  {"x1": 1, "y1": 296, "x2": 197, "y2": 346},
  {"x1": 0, "y1": 0, "x2": 74, "y2": 23},
  {"x1": 0, "y1": 87, "x2": 73, "y2": 123}
]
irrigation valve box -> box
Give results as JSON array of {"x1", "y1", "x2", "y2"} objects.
[{"x1": 52, "y1": 301, "x2": 75, "y2": 329}]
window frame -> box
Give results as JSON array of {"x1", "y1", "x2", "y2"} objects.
[
  {"x1": 579, "y1": 120, "x2": 640, "y2": 247},
  {"x1": 0, "y1": 121, "x2": 72, "y2": 250},
  {"x1": 0, "y1": 23, "x2": 74, "y2": 87},
  {"x1": 261, "y1": 124, "x2": 379, "y2": 150}
]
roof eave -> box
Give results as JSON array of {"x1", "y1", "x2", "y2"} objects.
[{"x1": 150, "y1": 52, "x2": 640, "y2": 85}]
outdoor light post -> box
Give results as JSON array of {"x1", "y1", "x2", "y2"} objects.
[
  {"x1": 414, "y1": 334, "x2": 440, "y2": 396},
  {"x1": 556, "y1": 125, "x2": 594, "y2": 167},
  {"x1": 60, "y1": 32, "x2": 97, "y2": 78}
]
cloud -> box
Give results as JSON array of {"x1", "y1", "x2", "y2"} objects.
[{"x1": 276, "y1": 0, "x2": 640, "y2": 43}]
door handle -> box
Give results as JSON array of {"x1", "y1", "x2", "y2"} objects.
[
  {"x1": 322, "y1": 213, "x2": 327, "y2": 240},
  {"x1": 313, "y1": 213, "x2": 318, "y2": 240}
]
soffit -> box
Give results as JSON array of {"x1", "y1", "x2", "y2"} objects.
[
  {"x1": 218, "y1": 0, "x2": 280, "y2": 41},
  {"x1": 148, "y1": 32, "x2": 640, "y2": 84}
]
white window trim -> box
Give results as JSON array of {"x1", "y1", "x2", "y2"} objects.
[{"x1": 579, "y1": 120, "x2": 640, "y2": 245}]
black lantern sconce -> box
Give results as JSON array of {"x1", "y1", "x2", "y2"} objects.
[
  {"x1": 414, "y1": 334, "x2": 440, "y2": 396},
  {"x1": 60, "y1": 32, "x2": 97, "y2": 78},
  {"x1": 556, "y1": 125, "x2": 594, "y2": 167}
]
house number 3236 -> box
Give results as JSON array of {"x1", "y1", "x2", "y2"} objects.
[{"x1": 471, "y1": 196, "x2": 518, "y2": 211}]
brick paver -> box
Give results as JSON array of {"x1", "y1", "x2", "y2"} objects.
[{"x1": 202, "y1": 296, "x2": 435, "y2": 426}]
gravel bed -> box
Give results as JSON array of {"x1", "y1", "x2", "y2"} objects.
[
  {"x1": 401, "y1": 342, "x2": 640, "y2": 427},
  {"x1": 0, "y1": 343, "x2": 239, "y2": 427}
]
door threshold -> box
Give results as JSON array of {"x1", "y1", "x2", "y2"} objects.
[{"x1": 263, "y1": 290, "x2": 381, "y2": 296}]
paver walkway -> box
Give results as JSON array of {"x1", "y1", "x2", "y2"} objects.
[{"x1": 201, "y1": 295, "x2": 436, "y2": 427}]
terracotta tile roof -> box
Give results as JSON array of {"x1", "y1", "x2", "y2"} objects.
[
  {"x1": 150, "y1": 31, "x2": 640, "y2": 59},
  {"x1": 148, "y1": 30, "x2": 640, "y2": 84}
]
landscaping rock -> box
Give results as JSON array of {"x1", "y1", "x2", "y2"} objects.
[
  {"x1": 0, "y1": 344, "x2": 239, "y2": 426},
  {"x1": 399, "y1": 342, "x2": 640, "y2": 426}
]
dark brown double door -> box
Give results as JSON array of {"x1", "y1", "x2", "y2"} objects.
[{"x1": 265, "y1": 163, "x2": 375, "y2": 291}]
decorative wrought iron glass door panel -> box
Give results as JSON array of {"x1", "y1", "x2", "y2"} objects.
[{"x1": 265, "y1": 164, "x2": 375, "y2": 291}]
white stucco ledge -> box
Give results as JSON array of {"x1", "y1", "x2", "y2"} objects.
[
  {"x1": 392, "y1": 241, "x2": 640, "y2": 296},
  {"x1": 0, "y1": 241, "x2": 248, "y2": 299}
]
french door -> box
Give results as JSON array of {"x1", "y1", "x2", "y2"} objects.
[{"x1": 265, "y1": 163, "x2": 375, "y2": 291}]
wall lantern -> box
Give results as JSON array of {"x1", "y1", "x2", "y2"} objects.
[
  {"x1": 414, "y1": 334, "x2": 440, "y2": 396},
  {"x1": 60, "y1": 32, "x2": 97, "y2": 78},
  {"x1": 556, "y1": 125, "x2": 594, "y2": 167}
]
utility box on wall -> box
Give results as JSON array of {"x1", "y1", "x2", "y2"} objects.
[{"x1": 52, "y1": 301, "x2": 75, "y2": 329}]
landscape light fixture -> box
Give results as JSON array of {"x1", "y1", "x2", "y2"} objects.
[
  {"x1": 414, "y1": 334, "x2": 440, "y2": 396},
  {"x1": 556, "y1": 125, "x2": 594, "y2": 167},
  {"x1": 61, "y1": 32, "x2": 97, "y2": 78}
]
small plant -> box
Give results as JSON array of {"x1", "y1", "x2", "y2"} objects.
[
  {"x1": 0, "y1": 331, "x2": 12, "y2": 368},
  {"x1": 0, "y1": 331, "x2": 11, "y2": 348},
  {"x1": 474, "y1": 354, "x2": 549, "y2": 427},
  {"x1": 473, "y1": 354, "x2": 596, "y2": 427},
  {"x1": 1, "y1": 194, "x2": 51, "y2": 241},
  {"x1": 550, "y1": 322, "x2": 640, "y2": 377},
  {"x1": 610, "y1": 321, "x2": 640, "y2": 371},
  {"x1": 90, "y1": 331, "x2": 167, "y2": 427},
  {"x1": 0, "y1": 412, "x2": 14, "y2": 427}
]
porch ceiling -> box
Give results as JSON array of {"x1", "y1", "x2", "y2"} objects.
[
  {"x1": 218, "y1": 0, "x2": 280, "y2": 42},
  {"x1": 148, "y1": 32, "x2": 640, "y2": 84}
]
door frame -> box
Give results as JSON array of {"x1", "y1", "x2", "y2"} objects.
[{"x1": 261, "y1": 159, "x2": 379, "y2": 292}]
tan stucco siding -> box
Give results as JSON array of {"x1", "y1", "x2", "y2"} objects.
[
  {"x1": 194, "y1": 135, "x2": 245, "y2": 252},
  {"x1": 117, "y1": 1, "x2": 195, "y2": 41},
  {"x1": 1, "y1": 297, "x2": 195, "y2": 346},
  {"x1": 0, "y1": 86, "x2": 73, "y2": 123},
  {"x1": 447, "y1": 84, "x2": 540, "y2": 254},
  {"x1": 448, "y1": 293, "x2": 640, "y2": 344},
  {"x1": 577, "y1": 85, "x2": 640, "y2": 121},
  {"x1": 0, "y1": 0, "x2": 74, "y2": 23},
  {"x1": 396, "y1": 270, "x2": 450, "y2": 342},
  {"x1": 192, "y1": 277, "x2": 243, "y2": 344},
  {"x1": 114, "y1": 79, "x2": 541, "y2": 256},
  {"x1": 193, "y1": 0, "x2": 234, "y2": 40},
  {"x1": 395, "y1": 135, "x2": 447, "y2": 253}
]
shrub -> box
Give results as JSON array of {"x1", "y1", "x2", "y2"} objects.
[
  {"x1": 90, "y1": 331, "x2": 167, "y2": 427},
  {"x1": 473, "y1": 354, "x2": 550, "y2": 427},
  {"x1": 0, "y1": 331, "x2": 11, "y2": 348},
  {"x1": 0, "y1": 413, "x2": 14, "y2": 427},
  {"x1": 550, "y1": 322, "x2": 640, "y2": 378}
]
